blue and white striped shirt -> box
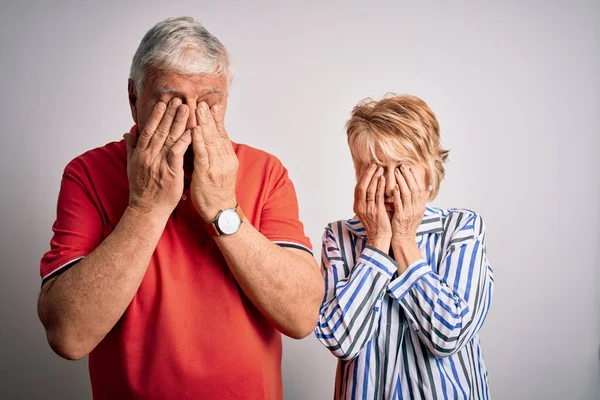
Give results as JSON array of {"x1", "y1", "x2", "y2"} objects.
[{"x1": 315, "y1": 207, "x2": 494, "y2": 399}]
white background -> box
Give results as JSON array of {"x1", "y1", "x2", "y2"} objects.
[{"x1": 0, "y1": 1, "x2": 598, "y2": 399}]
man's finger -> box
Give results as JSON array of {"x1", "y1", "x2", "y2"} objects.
[
  {"x1": 191, "y1": 126, "x2": 209, "y2": 172},
  {"x1": 196, "y1": 102, "x2": 218, "y2": 144},
  {"x1": 123, "y1": 133, "x2": 138, "y2": 163},
  {"x1": 168, "y1": 130, "x2": 192, "y2": 171},
  {"x1": 197, "y1": 102, "x2": 226, "y2": 158},
  {"x1": 211, "y1": 104, "x2": 229, "y2": 139},
  {"x1": 212, "y1": 104, "x2": 235, "y2": 155},
  {"x1": 163, "y1": 104, "x2": 189, "y2": 154},
  {"x1": 137, "y1": 102, "x2": 166, "y2": 151},
  {"x1": 149, "y1": 97, "x2": 181, "y2": 153}
]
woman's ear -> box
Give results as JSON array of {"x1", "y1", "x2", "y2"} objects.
[{"x1": 128, "y1": 79, "x2": 139, "y2": 124}]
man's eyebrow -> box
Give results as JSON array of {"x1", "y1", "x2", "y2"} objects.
[{"x1": 156, "y1": 87, "x2": 223, "y2": 96}]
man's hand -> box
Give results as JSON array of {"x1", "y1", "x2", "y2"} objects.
[
  {"x1": 390, "y1": 164, "x2": 429, "y2": 244},
  {"x1": 353, "y1": 165, "x2": 392, "y2": 252},
  {"x1": 190, "y1": 102, "x2": 239, "y2": 222},
  {"x1": 125, "y1": 98, "x2": 192, "y2": 218}
]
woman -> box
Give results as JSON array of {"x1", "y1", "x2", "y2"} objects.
[{"x1": 315, "y1": 95, "x2": 494, "y2": 399}]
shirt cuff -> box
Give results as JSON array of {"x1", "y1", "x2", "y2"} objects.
[
  {"x1": 359, "y1": 246, "x2": 398, "y2": 278},
  {"x1": 387, "y1": 259, "x2": 432, "y2": 301}
]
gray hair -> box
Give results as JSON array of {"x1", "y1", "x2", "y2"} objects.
[{"x1": 129, "y1": 16, "x2": 233, "y2": 92}]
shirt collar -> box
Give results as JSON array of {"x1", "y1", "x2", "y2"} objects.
[{"x1": 344, "y1": 206, "x2": 444, "y2": 239}]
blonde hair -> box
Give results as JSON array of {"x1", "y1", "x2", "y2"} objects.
[{"x1": 346, "y1": 94, "x2": 449, "y2": 199}]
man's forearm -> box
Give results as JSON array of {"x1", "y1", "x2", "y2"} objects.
[
  {"x1": 214, "y1": 222, "x2": 324, "y2": 339},
  {"x1": 38, "y1": 207, "x2": 168, "y2": 359}
]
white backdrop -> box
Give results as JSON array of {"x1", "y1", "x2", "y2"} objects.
[{"x1": 0, "y1": 1, "x2": 598, "y2": 399}]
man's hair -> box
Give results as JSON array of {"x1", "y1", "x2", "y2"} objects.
[
  {"x1": 346, "y1": 94, "x2": 450, "y2": 199},
  {"x1": 129, "y1": 16, "x2": 233, "y2": 92}
]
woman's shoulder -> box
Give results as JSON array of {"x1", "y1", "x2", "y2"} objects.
[
  {"x1": 323, "y1": 218, "x2": 364, "y2": 239},
  {"x1": 429, "y1": 206, "x2": 487, "y2": 239}
]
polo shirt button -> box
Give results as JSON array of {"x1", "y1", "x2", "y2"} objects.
[{"x1": 182, "y1": 194, "x2": 187, "y2": 200}]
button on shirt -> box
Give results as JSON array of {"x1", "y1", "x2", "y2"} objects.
[{"x1": 315, "y1": 207, "x2": 494, "y2": 400}]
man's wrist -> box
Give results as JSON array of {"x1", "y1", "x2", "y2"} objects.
[
  {"x1": 123, "y1": 205, "x2": 171, "y2": 233},
  {"x1": 198, "y1": 200, "x2": 238, "y2": 223}
]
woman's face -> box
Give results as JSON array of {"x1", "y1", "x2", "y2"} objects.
[{"x1": 356, "y1": 149, "x2": 429, "y2": 215}]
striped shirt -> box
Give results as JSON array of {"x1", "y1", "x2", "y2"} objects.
[{"x1": 314, "y1": 207, "x2": 494, "y2": 400}]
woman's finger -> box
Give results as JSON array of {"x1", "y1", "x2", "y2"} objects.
[
  {"x1": 366, "y1": 167, "x2": 383, "y2": 203},
  {"x1": 402, "y1": 166, "x2": 421, "y2": 199},
  {"x1": 376, "y1": 174, "x2": 385, "y2": 210},
  {"x1": 395, "y1": 167, "x2": 411, "y2": 207},
  {"x1": 354, "y1": 164, "x2": 378, "y2": 205},
  {"x1": 393, "y1": 184, "x2": 403, "y2": 215}
]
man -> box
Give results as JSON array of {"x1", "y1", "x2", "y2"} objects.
[{"x1": 38, "y1": 16, "x2": 323, "y2": 399}]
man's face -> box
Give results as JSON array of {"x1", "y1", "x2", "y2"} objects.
[{"x1": 128, "y1": 70, "x2": 229, "y2": 134}]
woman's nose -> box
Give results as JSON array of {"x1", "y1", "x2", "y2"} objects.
[{"x1": 384, "y1": 168, "x2": 396, "y2": 198}]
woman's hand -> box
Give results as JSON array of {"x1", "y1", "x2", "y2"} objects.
[
  {"x1": 353, "y1": 165, "x2": 392, "y2": 252},
  {"x1": 391, "y1": 164, "x2": 430, "y2": 244},
  {"x1": 391, "y1": 164, "x2": 430, "y2": 272}
]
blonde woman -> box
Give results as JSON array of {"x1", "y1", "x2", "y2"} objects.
[{"x1": 315, "y1": 95, "x2": 494, "y2": 399}]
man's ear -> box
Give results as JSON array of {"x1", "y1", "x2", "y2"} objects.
[{"x1": 128, "y1": 79, "x2": 138, "y2": 124}]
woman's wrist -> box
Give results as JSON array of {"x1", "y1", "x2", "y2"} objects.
[
  {"x1": 367, "y1": 236, "x2": 392, "y2": 253},
  {"x1": 391, "y1": 238, "x2": 422, "y2": 273}
]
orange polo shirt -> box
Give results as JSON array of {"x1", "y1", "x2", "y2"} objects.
[{"x1": 40, "y1": 135, "x2": 312, "y2": 399}]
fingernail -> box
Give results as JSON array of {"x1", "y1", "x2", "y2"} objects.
[
  {"x1": 200, "y1": 102, "x2": 209, "y2": 113},
  {"x1": 171, "y1": 97, "x2": 182, "y2": 107},
  {"x1": 156, "y1": 102, "x2": 166, "y2": 111},
  {"x1": 212, "y1": 104, "x2": 220, "y2": 116}
]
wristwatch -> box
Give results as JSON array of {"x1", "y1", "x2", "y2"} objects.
[{"x1": 206, "y1": 204, "x2": 245, "y2": 236}]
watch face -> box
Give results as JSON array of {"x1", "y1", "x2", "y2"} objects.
[{"x1": 217, "y1": 208, "x2": 242, "y2": 235}]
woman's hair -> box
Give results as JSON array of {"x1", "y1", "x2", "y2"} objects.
[{"x1": 346, "y1": 94, "x2": 449, "y2": 199}]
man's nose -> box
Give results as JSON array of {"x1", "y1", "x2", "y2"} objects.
[{"x1": 186, "y1": 103, "x2": 198, "y2": 130}]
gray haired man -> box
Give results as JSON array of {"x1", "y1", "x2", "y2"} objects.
[{"x1": 38, "y1": 16, "x2": 323, "y2": 399}]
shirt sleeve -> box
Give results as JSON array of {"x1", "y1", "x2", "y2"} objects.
[
  {"x1": 314, "y1": 224, "x2": 397, "y2": 360},
  {"x1": 259, "y1": 159, "x2": 312, "y2": 255},
  {"x1": 40, "y1": 163, "x2": 104, "y2": 285},
  {"x1": 387, "y1": 212, "x2": 495, "y2": 358}
]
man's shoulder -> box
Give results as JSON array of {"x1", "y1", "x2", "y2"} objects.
[
  {"x1": 63, "y1": 140, "x2": 126, "y2": 179},
  {"x1": 234, "y1": 142, "x2": 282, "y2": 165},
  {"x1": 233, "y1": 142, "x2": 288, "y2": 178}
]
